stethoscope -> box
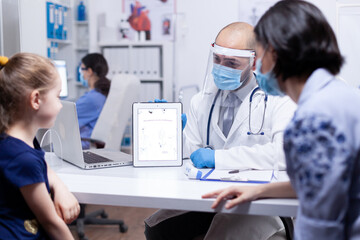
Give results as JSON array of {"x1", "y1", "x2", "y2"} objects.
[{"x1": 206, "y1": 87, "x2": 268, "y2": 148}]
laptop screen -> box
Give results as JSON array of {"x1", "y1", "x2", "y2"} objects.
[{"x1": 53, "y1": 60, "x2": 68, "y2": 98}]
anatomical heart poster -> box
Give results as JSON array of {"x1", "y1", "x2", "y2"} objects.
[{"x1": 124, "y1": 0, "x2": 176, "y2": 41}]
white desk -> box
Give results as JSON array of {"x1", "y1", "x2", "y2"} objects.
[{"x1": 49, "y1": 155, "x2": 298, "y2": 217}]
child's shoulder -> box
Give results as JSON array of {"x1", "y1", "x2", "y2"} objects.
[{"x1": 0, "y1": 135, "x2": 44, "y2": 167}]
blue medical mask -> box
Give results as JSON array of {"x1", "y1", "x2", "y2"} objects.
[
  {"x1": 255, "y1": 58, "x2": 284, "y2": 96},
  {"x1": 78, "y1": 67, "x2": 89, "y2": 88},
  {"x1": 212, "y1": 64, "x2": 244, "y2": 90}
]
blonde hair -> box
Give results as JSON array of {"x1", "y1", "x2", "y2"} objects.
[{"x1": 0, "y1": 53, "x2": 57, "y2": 133}]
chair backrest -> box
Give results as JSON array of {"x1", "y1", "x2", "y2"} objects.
[{"x1": 91, "y1": 74, "x2": 140, "y2": 150}]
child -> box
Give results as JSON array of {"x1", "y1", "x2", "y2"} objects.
[{"x1": 0, "y1": 53, "x2": 80, "y2": 239}]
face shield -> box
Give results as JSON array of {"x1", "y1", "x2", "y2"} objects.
[{"x1": 202, "y1": 43, "x2": 255, "y2": 96}]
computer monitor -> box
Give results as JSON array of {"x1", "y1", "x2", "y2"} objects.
[{"x1": 53, "y1": 60, "x2": 68, "y2": 98}]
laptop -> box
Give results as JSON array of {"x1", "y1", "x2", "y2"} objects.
[{"x1": 50, "y1": 100, "x2": 132, "y2": 169}]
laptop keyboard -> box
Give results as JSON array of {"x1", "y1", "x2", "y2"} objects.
[{"x1": 83, "y1": 151, "x2": 113, "y2": 164}]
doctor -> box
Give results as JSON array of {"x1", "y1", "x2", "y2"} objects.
[
  {"x1": 145, "y1": 22, "x2": 296, "y2": 240},
  {"x1": 185, "y1": 23, "x2": 295, "y2": 171}
]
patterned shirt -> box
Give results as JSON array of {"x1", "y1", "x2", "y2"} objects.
[{"x1": 284, "y1": 68, "x2": 360, "y2": 239}]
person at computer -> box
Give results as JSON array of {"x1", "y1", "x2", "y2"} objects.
[
  {"x1": 203, "y1": 1, "x2": 360, "y2": 239},
  {"x1": 77, "y1": 53, "x2": 111, "y2": 149},
  {"x1": 0, "y1": 53, "x2": 79, "y2": 239},
  {"x1": 145, "y1": 22, "x2": 296, "y2": 240}
]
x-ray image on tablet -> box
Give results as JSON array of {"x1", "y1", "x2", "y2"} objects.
[{"x1": 133, "y1": 102, "x2": 182, "y2": 167}]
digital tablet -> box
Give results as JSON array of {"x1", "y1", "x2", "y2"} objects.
[{"x1": 132, "y1": 102, "x2": 183, "y2": 167}]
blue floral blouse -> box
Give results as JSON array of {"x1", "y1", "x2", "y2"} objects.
[{"x1": 284, "y1": 68, "x2": 360, "y2": 240}]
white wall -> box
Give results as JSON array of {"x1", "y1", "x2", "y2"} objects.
[
  {"x1": 88, "y1": 0, "x2": 123, "y2": 52},
  {"x1": 19, "y1": 0, "x2": 47, "y2": 56},
  {"x1": 174, "y1": 0, "x2": 239, "y2": 103},
  {"x1": 86, "y1": 0, "x2": 360, "y2": 106}
]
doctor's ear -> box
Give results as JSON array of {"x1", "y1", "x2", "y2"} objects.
[
  {"x1": 251, "y1": 57, "x2": 257, "y2": 71},
  {"x1": 30, "y1": 90, "x2": 41, "y2": 110}
]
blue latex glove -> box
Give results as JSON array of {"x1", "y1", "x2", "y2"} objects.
[
  {"x1": 147, "y1": 99, "x2": 167, "y2": 103},
  {"x1": 190, "y1": 148, "x2": 215, "y2": 168},
  {"x1": 181, "y1": 113, "x2": 187, "y2": 130},
  {"x1": 149, "y1": 99, "x2": 187, "y2": 130},
  {"x1": 154, "y1": 99, "x2": 167, "y2": 103}
]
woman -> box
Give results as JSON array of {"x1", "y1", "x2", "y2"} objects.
[
  {"x1": 203, "y1": 1, "x2": 360, "y2": 239},
  {"x1": 76, "y1": 53, "x2": 111, "y2": 149}
]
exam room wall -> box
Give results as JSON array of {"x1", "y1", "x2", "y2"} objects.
[{"x1": 87, "y1": 0, "x2": 359, "y2": 110}]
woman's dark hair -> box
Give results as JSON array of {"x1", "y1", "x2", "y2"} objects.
[
  {"x1": 82, "y1": 53, "x2": 111, "y2": 96},
  {"x1": 254, "y1": 0, "x2": 344, "y2": 81}
]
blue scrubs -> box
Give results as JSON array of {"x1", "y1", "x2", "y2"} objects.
[
  {"x1": 0, "y1": 134, "x2": 50, "y2": 240},
  {"x1": 76, "y1": 89, "x2": 106, "y2": 149},
  {"x1": 284, "y1": 68, "x2": 360, "y2": 239}
]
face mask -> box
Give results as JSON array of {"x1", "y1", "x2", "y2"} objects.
[
  {"x1": 212, "y1": 64, "x2": 244, "y2": 90},
  {"x1": 255, "y1": 58, "x2": 284, "y2": 96},
  {"x1": 78, "y1": 67, "x2": 89, "y2": 88}
]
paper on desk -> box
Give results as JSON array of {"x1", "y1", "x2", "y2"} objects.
[
  {"x1": 184, "y1": 162, "x2": 203, "y2": 179},
  {"x1": 204, "y1": 169, "x2": 274, "y2": 183}
]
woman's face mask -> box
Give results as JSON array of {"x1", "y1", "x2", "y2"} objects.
[
  {"x1": 212, "y1": 64, "x2": 244, "y2": 90},
  {"x1": 79, "y1": 67, "x2": 89, "y2": 88},
  {"x1": 255, "y1": 57, "x2": 284, "y2": 96}
]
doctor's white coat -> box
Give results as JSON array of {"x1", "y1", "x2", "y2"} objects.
[
  {"x1": 146, "y1": 85, "x2": 297, "y2": 240},
  {"x1": 184, "y1": 86, "x2": 296, "y2": 170}
]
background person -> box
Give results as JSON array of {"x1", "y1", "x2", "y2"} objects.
[
  {"x1": 145, "y1": 22, "x2": 296, "y2": 240},
  {"x1": 0, "y1": 53, "x2": 79, "y2": 239},
  {"x1": 77, "y1": 53, "x2": 111, "y2": 149},
  {"x1": 203, "y1": 1, "x2": 360, "y2": 239}
]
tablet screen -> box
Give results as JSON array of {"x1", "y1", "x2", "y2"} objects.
[
  {"x1": 138, "y1": 108, "x2": 177, "y2": 161},
  {"x1": 133, "y1": 102, "x2": 182, "y2": 167}
]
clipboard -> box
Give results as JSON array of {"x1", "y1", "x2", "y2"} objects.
[{"x1": 199, "y1": 168, "x2": 273, "y2": 183}]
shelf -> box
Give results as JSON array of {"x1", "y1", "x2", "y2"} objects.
[
  {"x1": 98, "y1": 41, "x2": 168, "y2": 47},
  {"x1": 75, "y1": 47, "x2": 89, "y2": 51},
  {"x1": 75, "y1": 20, "x2": 88, "y2": 25},
  {"x1": 48, "y1": 39, "x2": 72, "y2": 44},
  {"x1": 140, "y1": 78, "x2": 164, "y2": 82},
  {"x1": 75, "y1": 82, "x2": 88, "y2": 88}
]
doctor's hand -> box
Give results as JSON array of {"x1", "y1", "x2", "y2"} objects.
[
  {"x1": 150, "y1": 99, "x2": 187, "y2": 130},
  {"x1": 190, "y1": 148, "x2": 215, "y2": 168},
  {"x1": 153, "y1": 98, "x2": 167, "y2": 103},
  {"x1": 181, "y1": 113, "x2": 187, "y2": 130}
]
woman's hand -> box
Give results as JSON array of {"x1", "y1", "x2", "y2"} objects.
[
  {"x1": 202, "y1": 182, "x2": 296, "y2": 210},
  {"x1": 202, "y1": 185, "x2": 263, "y2": 209}
]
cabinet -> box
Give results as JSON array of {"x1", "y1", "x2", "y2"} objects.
[
  {"x1": 73, "y1": 20, "x2": 90, "y2": 98},
  {"x1": 45, "y1": 0, "x2": 91, "y2": 101},
  {"x1": 99, "y1": 41, "x2": 174, "y2": 101}
]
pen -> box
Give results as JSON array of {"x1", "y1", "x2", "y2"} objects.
[
  {"x1": 220, "y1": 176, "x2": 249, "y2": 181},
  {"x1": 228, "y1": 168, "x2": 251, "y2": 174}
]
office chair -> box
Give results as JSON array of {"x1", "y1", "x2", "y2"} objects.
[
  {"x1": 89, "y1": 74, "x2": 140, "y2": 150},
  {"x1": 76, "y1": 74, "x2": 140, "y2": 240},
  {"x1": 280, "y1": 217, "x2": 294, "y2": 240}
]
